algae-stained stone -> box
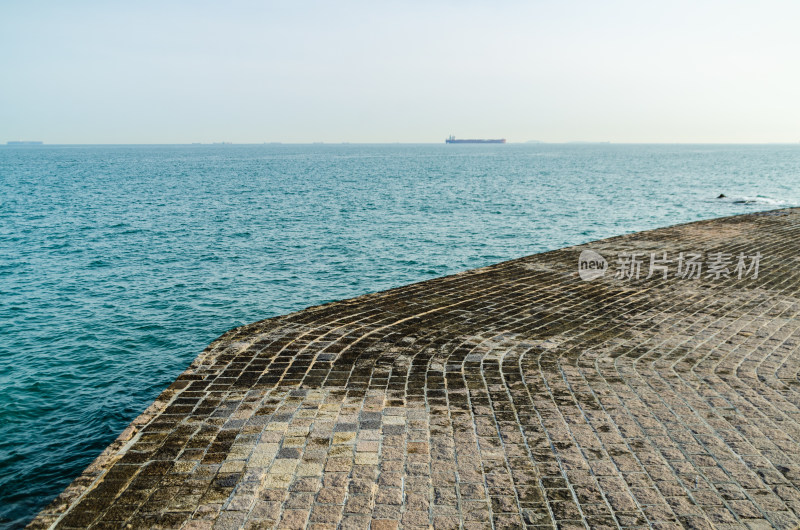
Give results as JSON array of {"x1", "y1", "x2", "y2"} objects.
[{"x1": 29, "y1": 209, "x2": 800, "y2": 529}]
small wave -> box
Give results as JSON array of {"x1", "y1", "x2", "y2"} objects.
[{"x1": 715, "y1": 195, "x2": 787, "y2": 206}]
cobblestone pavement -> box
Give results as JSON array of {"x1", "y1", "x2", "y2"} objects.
[{"x1": 30, "y1": 209, "x2": 800, "y2": 529}]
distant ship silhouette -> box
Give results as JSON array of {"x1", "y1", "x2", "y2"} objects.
[{"x1": 445, "y1": 135, "x2": 505, "y2": 144}]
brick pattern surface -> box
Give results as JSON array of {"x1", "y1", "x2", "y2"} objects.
[{"x1": 30, "y1": 209, "x2": 800, "y2": 529}]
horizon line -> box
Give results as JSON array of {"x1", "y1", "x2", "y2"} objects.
[{"x1": 4, "y1": 141, "x2": 800, "y2": 146}]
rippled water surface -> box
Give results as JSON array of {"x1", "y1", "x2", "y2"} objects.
[{"x1": 1, "y1": 143, "x2": 799, "y2": 527}]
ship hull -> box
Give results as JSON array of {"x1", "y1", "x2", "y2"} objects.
[{"x1": 445, "y1": 139, "x2": 505, "y2": 144}]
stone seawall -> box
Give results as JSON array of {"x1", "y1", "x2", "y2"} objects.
[{"x1": 30, "y1": 209, "x2": 800, "y2": 529}]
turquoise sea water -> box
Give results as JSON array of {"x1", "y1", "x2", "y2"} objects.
[{"x1": 0, "y1": 143, "x2": 799, "y2": 527}]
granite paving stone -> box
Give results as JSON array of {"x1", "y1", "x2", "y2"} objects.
[{"x1": 29, "y1": 209, "x2": 800, "y2": 529}]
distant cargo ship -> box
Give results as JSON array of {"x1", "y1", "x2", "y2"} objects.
[
  {"x1": 445, "y1": 135, "x2": 505, "y2": 144},
  {"x1": 6, "y1": 141, "x2": 43, "y2": 145}
]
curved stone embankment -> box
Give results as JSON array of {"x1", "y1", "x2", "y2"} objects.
[{"x1": 30, "y1": 209, "x2": 800, "y2": 529}]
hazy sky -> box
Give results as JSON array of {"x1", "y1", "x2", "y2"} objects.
[{"x1": 2, "y1": 1, "x2": 799, "y2": 144}]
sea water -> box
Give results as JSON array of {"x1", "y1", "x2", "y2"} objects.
[{"x1": 1, "y1": 143, "x2": 798, "y2": 527}]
